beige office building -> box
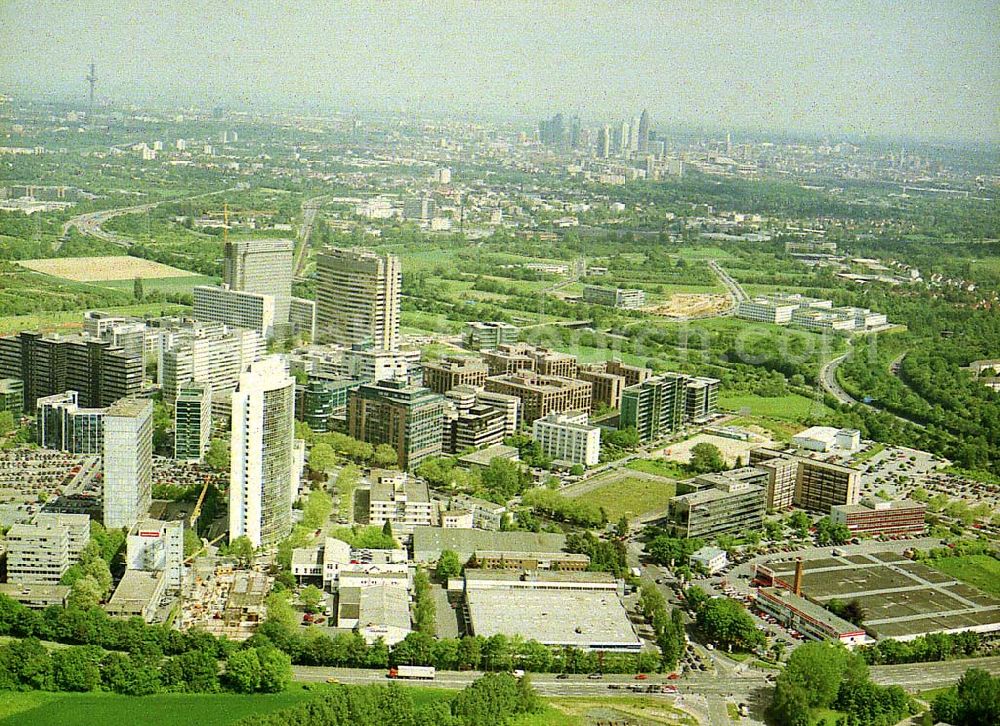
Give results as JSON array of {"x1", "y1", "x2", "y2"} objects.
[{"x1": 316, "y1": 248, "x2": 401, "y2": 350}]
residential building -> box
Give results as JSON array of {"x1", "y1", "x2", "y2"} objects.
[
  {"x1": 422, "y1": 355, "x2": 488, "y2": 394},
  {"x1": 620, "y1": 373, "x2": 686, "y2": 443},
  {"x1": 192, "y1": 285, "x2": 276, "y2": 338},
  {"x1": 465, "y1": 321, "x2": 518, "y2": 351},
  {"x1": 36, "y1": 390, "x2": 105, "y2": 454},
  {"x1": 582, "y1": 285, "x2": 646, "y2": 309},
  {"x1": 484, "y1": 372, "x2": 591, "y2": 424},
  {"x1": 5, "y1": 513, "x2": 90, "y2": 585},
  {"x1": 830, "y1": 498, "x2": 926, "y2": 536},
  {"x1": 103, "y1": 397, "x2": 153, "y2": 530},
  {"x1": 347, "y1": 379, "x2": 445, "y2": 469},
  {"x1": 174, "y1": 383, "x2": 211, "y2": 463},
  {"x1": 403, "y1": 197, "x2": 436, "y2": 220},
  {"x1": 126, "y1": 519, "x2": 185, "y2": 591},
  {"x1": 666, "y1": 468, "x2": 768, "y2": 540},
  {"x1": 229, "y1": 356, "x2": 297, "y2": 549},
  {"x1": 0, "y1": 331, "x2": 141, "y2": 411},
  {"x1": 368, "y1": 470, "x2": 434, "y2": 531},
  {"x1": 531, "y1": 410, "x2": 601, "y2": 467},
  {"x1": 316, "y1": 247, "x2": 401, "y2": 350}
]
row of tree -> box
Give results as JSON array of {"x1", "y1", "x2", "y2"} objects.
[
  {"x1": 235, "y1": 672, "x2": 542, "y2": 726},
  {"x1": 858, "y1": 630, "x2": 983, "y2": 665},
  {"x1": 929, "y1": 668, "x2": 1000, "y2": 726}
]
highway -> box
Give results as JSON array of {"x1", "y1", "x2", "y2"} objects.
[
  {"x1": 819, "y1": 351, "x2": 857, "y2": 406},
  {"x1": 709, "y1": 259, "x2": 748, "y2": 305},
  {"x1": 292, "y1": 654, "x2": 1000, "y2": 695},
  {"x1": 58, "y1": 188, "x2": 237, "y2": 251}
]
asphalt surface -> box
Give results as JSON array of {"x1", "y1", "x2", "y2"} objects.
[{"x1": 709, "y1": 259, "x2": 748, "y2": 304}]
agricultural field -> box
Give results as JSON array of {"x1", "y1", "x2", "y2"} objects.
[
  {"x1": 0, "y1": 690, "x2": 316, "y2": 726},
  {"x1": 101, "y1": 275, "x2": 219, "y2": 295},
  {"x1": 0, "y1": 265, "x2": 133, "y2": 318},
  {"x1": 571, "y1": 474, "x2": 677, "y2": 521},
  {"x1": 930, "y1": 555, "x2": 1000, "y2": 597},
  {"x1": 18, "y1": 256, "x2": 196, "y2": 282}
]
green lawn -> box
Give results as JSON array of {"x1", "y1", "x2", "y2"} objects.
[
  {"x1": 101, "y1": 275, "x2": 219, "y2": 294},
  {"x1": 718, "y1": 392, "x2": 832, "y2": 421},
  {"x1": 0, "y1": 690, "x2": 316, "y2": 726},
  {"x1": 930, "y1": 555, "x2": 1000, "y2": 597},
  {"x1": 625, "y1": 458, "x2": 688, "y2": 479},
  {"x1": 572, "y1": 476, "x2": 677, "y2": 521}
]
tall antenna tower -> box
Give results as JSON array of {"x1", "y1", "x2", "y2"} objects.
[{"x1": 86, "y1": 62, "x2": 97, "y2": 116}]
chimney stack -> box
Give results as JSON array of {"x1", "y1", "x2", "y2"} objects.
[{"x1": 793, "y1": 558, "x2": 804, "y2": 596}]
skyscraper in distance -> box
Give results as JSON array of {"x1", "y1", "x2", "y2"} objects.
[
  {"x1": 229, "y1": 356, "x2": 296, "y2": 549},
  {"x1": 315, "y1": 247, "x2": 401, "y2": 350},
  {"x1": 638, "y1": 109, "x2": 650, "y2": 154}
]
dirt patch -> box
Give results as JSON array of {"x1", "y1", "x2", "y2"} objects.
[
  {"x1": 644, "y1": 293, "x2": 730, "y2": 318},
  {"x1": 655, "y1": 433, "x2": 774, "y2": 468},
  {"x1": 20, "y1": 256, "x2": 194, "y2": 282}
]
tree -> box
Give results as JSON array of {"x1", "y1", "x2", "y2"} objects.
[
  {"x1": 815, "y1": 516, "x2": 851, "y2": 546},
  {"x1": 265, "y1": 591, "x2": 299, "y2": 631},
  {"x1": 205, "y1": 438, "x2": 230, "y2": 471},
  {"x1": 688, "y1": 442, "x2": 726, "y2": 474},
  {"x1": 52, "y1": 646, "x2": 101, "y2": 692},
  {"x1": 787, "y1": 511, "x2": 812, "y2": 538},
  {"x1": 615, "y1": 515, "x2": 630, "y2": 538},
  {"x1": 0, "y1": 411, "x2": 15, "y2": 436},
  {"x1": 68, "y1": 576, "x2": 103, "y2": 610},
  {"x1": 225, "y1": 648, "x2": 261, "y2": 693},
  {"x1": 932, "y1": 668, "x2": 1000, "y2": 726},
  {"x1": 479, "y1": 458, "x2": 530, "y2": 502},
  {"x1": 382, "y1": 519, "x2": 394, "y2": 540},
  {"x1": 374, "y1": 443, "x2": 400, "y2": 468},
  {"x1": 300, "y1": 585, "x2": 325, "y2": 614},
  {"x1": 695, "y1": 597, "x2": 765, "y2": 652},
  {"x1": 308, "y1": 443, "x2": 336, "y2": 474},
  {"x1": 134, "y1": 276, "x2": 144, "y2": 301},
  {"x1": 435, "y1": 550, "x2": 462, "y2": 581},
  {"x1": 82, "y1": 558, "x2": 113, "y2": 598},
  {"x1": 256, "y1": 646, "x2": 292, "y2": 693},
  {"x1": 228, "y1": 536, "x2": 255, "y2": 568},
  {"x1": 769, "y1": 681, "x2": 811, "y2": 726}
]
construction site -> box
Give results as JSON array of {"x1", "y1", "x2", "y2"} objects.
[
  {"x1": 754, "y1": 551, "x2": 1000, "y2": 642},
  {"x1": 179, "y1": 562, "x2": 272, "y2": 641}
]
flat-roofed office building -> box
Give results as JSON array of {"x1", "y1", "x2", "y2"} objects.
[
  {"x1": 316, "y1": 248, "x2": 401, "y2": 351},
  {"x1": 103, "y1": 397, "x2": 153, "y2": 530}
]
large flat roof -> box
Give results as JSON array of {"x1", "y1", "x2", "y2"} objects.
[
  {"x1": 412, "y1": 526, "x2": 566, "y2": 562},
  {"x1": 466, "y1": 588, "x2": 640, "y2": 650}
]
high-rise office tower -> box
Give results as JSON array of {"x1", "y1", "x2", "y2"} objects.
[
  {"x1": 103, "y1": 397, "x2": 153, "y2": 530},
  {"x1": 638, "y1": 110, "x2": 650, "y2": 154},
  {"x1": 222, "y1": 239, "x2": 294, "y2": 325},
  {"x1": 229, "y1": 356, "x2": 296, "y2": 549},
  {"x1": 618, "y1": 121, "x2": 630, "y2": 153},
  {"x1": 315, "y1": 248, "x2": 401, "y2": 350},
  {"x1": 174, "y1": 382, "x2": 211, "y2": 463},
  {"x1": 347, "y1": 379, "x2": 445, "y2": 469},
  {"x1": 629, "y1": 118, "x2": 640, "y2": 151}
]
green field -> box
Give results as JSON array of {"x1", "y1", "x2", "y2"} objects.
[
  {"x1": 101, "y1": 275, "x2": 219, "y2": 294},
  {"x1": 572, "y1": 475, "x2": 677, "y2": 521},
  {"x1": 625, "y1": 458, "x2": 688, "y2": 479},
  {"x1": 930, "y1": 555, "x2": 1000, "y2": 597},
  {"x1": 0, "y1": 302, "x2": 190, "y2": 335},
  {"x1": 0, "y1": 690, "x2": 316, "y2": 726},
  {"x1": 718, "y1": 392, "x2": 832, "y2": 421}
]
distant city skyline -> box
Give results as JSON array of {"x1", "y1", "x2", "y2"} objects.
[{"x1": 1, "y1": 1, "x2": 998, "y2": 142}]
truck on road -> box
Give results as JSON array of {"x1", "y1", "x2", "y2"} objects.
[{"x1": 387, "y1": 666, "x2": 436, "y2": 680}]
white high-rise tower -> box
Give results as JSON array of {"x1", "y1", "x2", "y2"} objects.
[
  {"x1": 103, "y1": 398, "x2": 153, "y2": 530},
  {"x1": 229, "y1": 356, "x2": 296, "y2": 549}
]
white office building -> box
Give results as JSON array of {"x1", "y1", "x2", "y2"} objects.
[
  {"x1": 367, "y1": 470, "x2": 434, "y2": 531},
  {"x1": 532, "y1": 410, "x2": 601, "y2": 467},
  {"x1": 229, "y1": 356, "x2": 297, "y2": 549},
  {"x1": 192, "y1": 285, "x2": 276, "y2": 338},
  {"x1": 103, "y1": 397, "x2": 153, "y2": 530},
  {"x1": 223, "y1": 238, "x2": 295, "y2": 326},
  {"x1": 6, "y1": 513, "x2": 91, "y2": 586},
  {"x1": 160, "y1": 322, "x2": 264, "y2": 400},
  {"x1": 126, "y1": 519, "x2": 185, "y2": 591}
]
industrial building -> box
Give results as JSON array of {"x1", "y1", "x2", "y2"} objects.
[
  {"x1": 462, "y1": 570, "x2": 641, "y2": 651},
  {"x1": 412, "y1": 526, "x2": 567, "y2": 564},
  {"x1": 791, "y1": 426, "x2": 861, "y2": 453}
]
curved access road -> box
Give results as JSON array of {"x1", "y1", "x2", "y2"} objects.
[
  {"x1": 709, "y1": 259, "x2": 748, "y2": 305},
  {"x1": 58, "y1": 188, "x2": 237, "y2": 251}
]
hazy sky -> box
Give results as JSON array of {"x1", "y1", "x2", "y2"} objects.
[{"x1": 2, "y1": 1, "x2": 998, "y2": 141}]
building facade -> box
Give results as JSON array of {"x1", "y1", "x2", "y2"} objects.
[
  {"x1": 422, "y1": 355, "x2": 488, "y2": 394},
  {"x1": 621, "y1": 373, "x2": 686, "y2": 443},
  {"x1": 103, "y1": 397, "x2": 153, "y2": 530},
  {"x1": 666, "y1": 468, "x2": 768, "y2": 540},
  {"x1": 830, "y1": 498, "x2": 926, "y2": 536},
  {"x1": 36, "y1": 390, "x2": 105, "y2": 454},
  {"x1": 465, "y1": 321, "x2": 518, "y2": 351},
  {"x1": 229, "y1": 356, "x2": 297, "y2": 549},
  {"x1": 174, "y1": 382, "x2": 211, "y2": 463},
  {"x1": 347, "y1": 379, "x2": 445, "y2": 469},
  {"x1": 6, "y1": 513, "x2": 90, "y2": 586},
  {"x1": 531, "y1": 411, "x2": 601, "y2": 466},
  {"x1": 484, "y1": 372, "x2": 591, "y2": 424},
  {"x1": 316, "y1": 248, "x2": 401, "y2": 350},
  {"x1": 192, "y1": 285, "x2": 276, "y2": 338}
]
